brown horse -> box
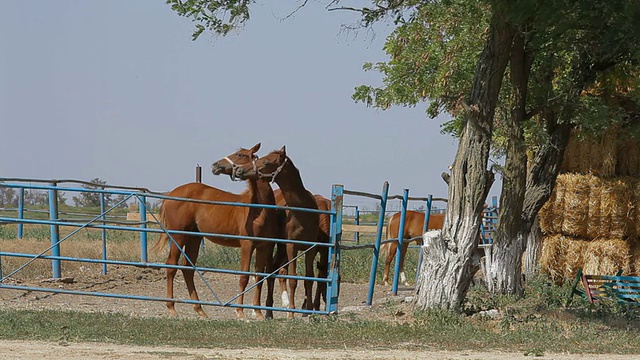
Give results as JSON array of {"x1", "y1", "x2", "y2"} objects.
[
  {"x1": 381, "y1": 210, "x2": 444, "y2": 286},
  {"x1": 273, "y1": 190, "x2": 330, "y2": 311},
  {"x1": 235, "y1": 146, "x2": 320, "y2": 318},
  {"x1": 154, "y1": 143, "x2": 281, "y2": 320}
]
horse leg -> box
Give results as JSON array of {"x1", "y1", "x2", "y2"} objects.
[
  {"x1": 251, "y1": 246, "x2": 270, "y2": 321},
  {"x1": 313, "y1": 247, "x2": 328, "y2": 310},
  {"x1": 383, "y1": 242, "x2": 397, "y2": 286},
  {"x1": 236, "y1": 243, "x2": 254, "y2": 320},
  {"x1": 286, "y1": 245, "x2": 298, "y2": 319},
  {"x1": 263, "y1": 243, "x2": 279, "y2": 320},
  {"x1": 181, "y1": 238, "x2": 207, "y2": 318},
  {"x1": 302, "y1": 249, "x2": 316, "y2": 315},
  {"x1": 399, "y1": 242, "x2": 410, "y2": 286},
  {"x1": 164, "y1": 236, "x2": 184, "y2": 317},
  {"x1": 273, "y1": 242, "x2": 289, "y2": 308},
  {"x1": 301, "y1": 247, "x2": 317, "y2": 310}
]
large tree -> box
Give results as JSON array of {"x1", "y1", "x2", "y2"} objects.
[
  {"x1": 166, "y1": 0, "x2": 640, "y2": 309},
  {"x1": 353, "y1": 0, "x2": 640, "y2": 297}
]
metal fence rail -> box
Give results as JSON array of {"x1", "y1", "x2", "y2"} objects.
[{"x1": 0, "y1": 179, "x2": 341, "y2": 317}]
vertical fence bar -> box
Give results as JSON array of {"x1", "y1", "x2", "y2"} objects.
[
  {"x1": 366, "y1": 181, "x2": 389, "y2": 306},
  {"x1": 415, "y1": 194, "x2": 433, "y2": 283},
  {"x1": 354, "y1": 206, "x2": 360, "y2": 243},
  {"x1": 327, "y1": 184, "x2": 344, "y2": 314},
  {"x1": 391, "y1": 189, "x2": 409, "y2": 295},
  {"x1": 17, "y1": 187, "x2": 25, "y2": 239},
  {"x1": 48, "y1": 183, "x2": 61, "y2": 278},
  {"x1": 196, "y1": 164, "x2": 202, "y2": 183},
  {"x1": 139, "y1": 193, "x2": 148, "y2": 262},
  {"x1": 100, "y1": 191, "x2": 108, "y2": 275}
]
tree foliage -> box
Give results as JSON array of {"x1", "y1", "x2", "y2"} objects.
[
  {"x1": 166, "y1": 0, "x2": 640, "y2": 304},
  {"x1": 72, "y1": 178, "x2": 112, "y2": 208}
]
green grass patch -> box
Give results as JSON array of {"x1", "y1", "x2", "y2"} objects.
[{"x1": 1, "y1": 305, "x2": 639, "y2": 354}]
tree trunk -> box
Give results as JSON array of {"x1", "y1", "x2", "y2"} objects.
[
  {"x1": 488, "y1": 115, "x2": 572, "y2": 294},
  {"x1": 523, "y1": 215, "x2": 542, "y2": 277},
  {"x1": 486, "y1": 30, "x2": 531, "y2": 295},
  {"x1": 414, "y1": 12, "x2": 513, "y2": 311}
]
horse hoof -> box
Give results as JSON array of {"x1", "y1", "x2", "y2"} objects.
[{"x1": 235, "y1": 310, "x2": 245, "y2": 320}]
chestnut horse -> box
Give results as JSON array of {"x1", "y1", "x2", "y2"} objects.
[
  {"x1": 235, "y1": 146, "x2": 320, "y2": 318},
  {"x1": 154, "y1": 143, "x2": 281, "y2": 320},
  {"x1": 273, "y1": 190, "x2": 330, "y2": 311},
  {"x1": 381, "y1": 210, "x2": 444, "y2": 286}
]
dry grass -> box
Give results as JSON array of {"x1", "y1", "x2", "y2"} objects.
[{"x1": 1, "y1": 237, "x2": 165, "y2": 280}]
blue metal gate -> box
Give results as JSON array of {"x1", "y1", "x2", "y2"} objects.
[{"x1": 0, "y1": 178, "x2": 342, "y2": 317}]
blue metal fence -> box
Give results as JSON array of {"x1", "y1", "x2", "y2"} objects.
[{"x1": 0, "y1": 178, "x2": 340, "y2": 317}]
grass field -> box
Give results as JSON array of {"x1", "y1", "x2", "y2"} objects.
[{"x1": 1, "y1": 277, "x2": 640, "y2": 355}]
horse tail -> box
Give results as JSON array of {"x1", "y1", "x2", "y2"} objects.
[
  {"x1": 380, "y1": 216, "x2": 395, "y2": 259},
  {"x1": 152, "y1": 199, "x2": 169, "y2": 253}
]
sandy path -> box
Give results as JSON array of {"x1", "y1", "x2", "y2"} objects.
[{"x1": 0, "y1": 340, "x2": 638, "y2": 360}]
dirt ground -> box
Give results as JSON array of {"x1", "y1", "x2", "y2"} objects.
[
  {"x1": 2, "y1": 339, "x2": 638, "y2": 360},
  {"x1": 1, "y1": 266, "x2": 638, "y2": 360},
  {"x1": 0, "y1": 265, "x2": 406, "y2": 320}
]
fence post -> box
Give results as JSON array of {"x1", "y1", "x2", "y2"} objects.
[
  {"x1": 139, "y1": 193, "x2": 148, "y2": 263},
  {"x1": 366, "y1": 181, "x2": 389, "y2": 306},
  {"x1": 392, "y1": 189, "x2": 409, "y2": 295},
  {"x1": 196, "y1": 164, "x2": 202, "y2": 183},
  {"x1": 48, "y1": 183, "x2": 61, "y2": 278},
  {"x1": 327, "y1": 184, "x2": 343, "y2": 314},
  {"x1": 354, "y1": 206, "x2": 360, "y2": 243},
  {"x1": 100, "y1": 190, "x2": 108, "y2": 275},
  {"x1": 17, "y1": 187, "x2": 24, "y2": 239}
]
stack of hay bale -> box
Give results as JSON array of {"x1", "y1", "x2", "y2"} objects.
[{"x1": 539, "y1": 128, "x2": 640, "y2": 283}]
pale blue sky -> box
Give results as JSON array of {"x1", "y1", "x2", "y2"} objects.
[{"x1": 0, "y1": 1, "x2": 499, "y2": 209}]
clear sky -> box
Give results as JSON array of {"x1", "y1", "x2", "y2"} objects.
[{"x1": 0, "y1": 1, "x2": 500, "y2": 210}]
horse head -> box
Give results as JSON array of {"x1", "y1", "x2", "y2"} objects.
[
  {"x1": 235, "y1": 145, "x2": 288, "y2": 183},
  {"x1": 210, "y1": 143, "x2": 261, "y2": 181}
]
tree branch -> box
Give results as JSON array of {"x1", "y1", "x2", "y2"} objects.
[{"x1": 281, "y1": 0, "x2": 310, "y2": 21}]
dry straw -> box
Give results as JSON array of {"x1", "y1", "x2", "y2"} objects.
[
  {"x1": 563, "y1": 236, "x2": 589, "y2": 280},
  {"x1": 586, "y1": 175, "x2": 603, "y2": 239},
  {"x1": 561, "y1": 173, "x2": 590, "y2": 238},
  {"x1": 561, "y1": 134, "x2": 580, "y2": 173},
  {"x1": 538, "y1": 190, "x2": 556, "y2": 234},
  {"x1": 551, "y1": 175, "x2": 567, "y2": 233},
  {"x1": 540, "y1": 234, "x2": 565, "y2": 283},
  {"x1": 632, "y1": 242, "x2": 640, "y2": 276},
  {"x1": 636, "y1": 180, "x2": 640, "y2": 237},
  {"x1": 610, "y1": 177, "x2": 636, "y2": 239},
  {"x1": 540, "y1": 234, "x2": 590, "y2": 283},
  {"x1": 546, "y1": 174, "x2": 638, "y2": 240},
  {"x1": 600, "y1": 128, "x2": 618, "y2": 177},
  {"x1": 582, "y1": 238, "x2": 632, "y2": 275},
  {"x1": 616, "y1": 139, "x2": 640, "y2": 177},
  {"x1": 577, "y1": 138, "x2": 594, "y2": 174}
]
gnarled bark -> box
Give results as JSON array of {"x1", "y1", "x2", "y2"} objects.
[{"x1": 414, "y1": 11, "x2": 513, "y2": 311}]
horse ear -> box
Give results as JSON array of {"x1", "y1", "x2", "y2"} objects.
[
  {"x1": 251, "y1": 143, "x2": 261, "y2": 153},
  {"x1": 279, "y1": 145, "x2": 286, "y2": 155}
]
